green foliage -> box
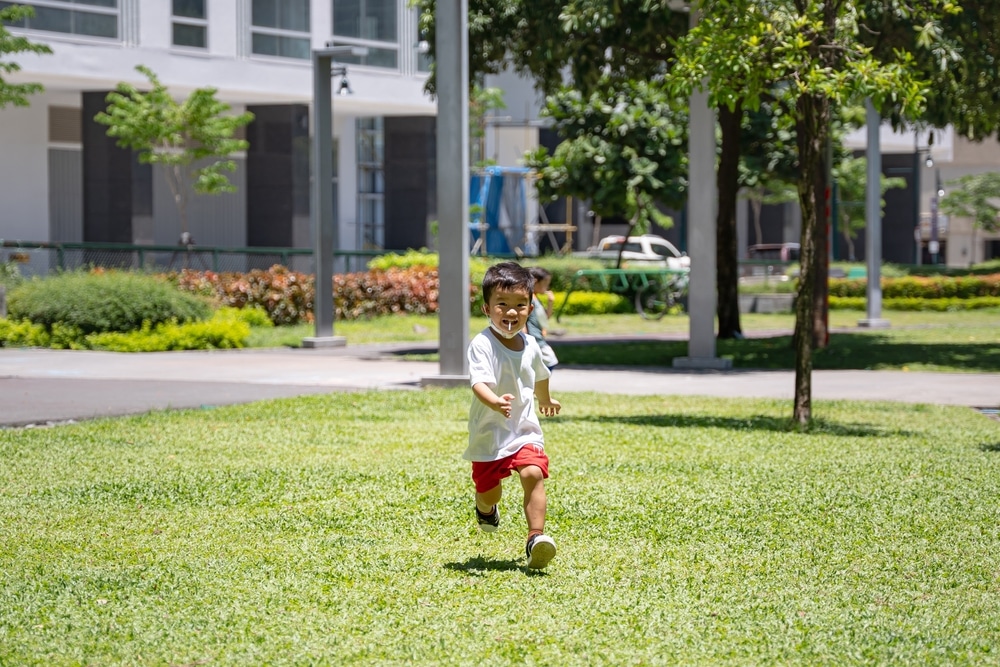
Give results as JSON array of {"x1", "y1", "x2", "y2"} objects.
[
  {"x1": 551, "y1": 290, "x2": 631, "y2": 316},
  {"x1": 367, "y1": 249, "x2": 438, "y2": 271},
  {"x1": 0, "y1": 260, "x2": 23, "y2": 287},
  {"x1": 940, "y1": 171, "x2": 1000, "y2": 232},
  {"x1": 0, "y1": 4, "x2": 52, "y2": 109},
  {"x1": 8, "y1": 270, "x2": 211, "y2": 334},
  {"x1": 0, "y1": 317, "x2": 47, "y2": 347},
  {"x1": 828, "y1": 273, "x2": 1000, "y2": 299},
  {"x1": 85, "y1": 314, "x2": 250, "y2": 352},
  {"x1": 829, "y1": 296, "x2": 1000, "y2": 311},
  {"x1": 525, "y1": 80, "x2": 686, "y2": 233},
  {"x1": 93, "y1": 65, "x2": 254, "y2": 233}
]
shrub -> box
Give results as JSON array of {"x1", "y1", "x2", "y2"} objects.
[
  {"x1": 335, "y1": 267, "x2": 440, "y2": 319},
  {"x1": 828, "y1": 273, "x2": 1000, "y2": 299},
  {"x1": 830, "y1": 296, "x2": 1000, "y2": 311},
  {"x1": 85, "y1": 316, "x2": 250, "y2": 352},
  {"x1": 0, "y1": 318, "x2": 49, "y2": 347},
  {"x1": 550, "y1": 290, "x2": 632, "y2": 316},
  {"x1": 170, "y1": 266, "x2": 312, "y2": 325},
  {"x1": 9, "y1": 270, "x2": 211, "y2": 334},
  {"x1": 367, "y1": 249, "x2": 438, "y2": 271}
]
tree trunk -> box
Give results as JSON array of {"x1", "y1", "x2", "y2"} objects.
[
  {"x1": 717, "y1": 102, "x2": 743, "y2": 339},
  {"x1": 812, "y1": 139, "x2": 830, "y2": 349},
  {"x1": 793, "y1": 92, "x2": 829, "y2": 426}
]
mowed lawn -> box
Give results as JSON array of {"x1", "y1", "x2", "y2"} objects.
[{"x1": 2, "y1": 390, "x2": 999, "y2": 665}]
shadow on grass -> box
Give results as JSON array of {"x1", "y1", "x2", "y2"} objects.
[
  {"x1": 572, "y1": 413, "x2": 913, "y2": 438},
  {"x1": 444, "y1": 556, "x2": 523, "y2": 575},
  {"x1": 553, "y1": 335, "x2": 1000, "y2": 373},
  {"x1": 979, "y1": 442, "x2": 1000, "y2": 453}
]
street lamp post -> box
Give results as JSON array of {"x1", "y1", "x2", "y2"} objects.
[
  {"x1": 929, "y1": 169, "x2": 942, "y2": 265},
  {"x1": 303, "y1": 44, "x2": 367, "y2": 348}
]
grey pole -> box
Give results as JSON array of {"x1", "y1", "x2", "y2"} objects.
[
  {"x1": 423, "y1": 0, "x2": 470, "y2": 385},
  {"x1": 673, "y1": 2, "x2": 731, "y2": 370},
  {"x1": 859, "y1": 98, "x2": 889, "y2": 329},
  {"x1": 304, "y1": 45, "x2": 367, "y2": 348}
]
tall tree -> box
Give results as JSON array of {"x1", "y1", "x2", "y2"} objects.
[
  {"x1": 416, "y1": 0, "x2": 793, "y2": 339},
  {"x1": 524, "y1": 80, "x2": 687, "y2": 266},
  {"x1": 0, "y1": 4, "x2": 51, "y2": 109},
  {"x1": 939, "y1": 172, "x2": 1000, "y2": 266},
  {"x1": 668, "y1": 0, "x2": 939, "y2": 424},
  {"x1": 94, "y1": 65, "x2": 254, "y2": 240}
]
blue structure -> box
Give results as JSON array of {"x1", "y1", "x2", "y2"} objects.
[{"x1": 469, "y1": 166, "x2": 531, "y2": 255}]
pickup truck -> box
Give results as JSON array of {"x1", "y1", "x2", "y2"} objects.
[{"x1": 579, "y1": 234, "x2": 691, "y2": 269}]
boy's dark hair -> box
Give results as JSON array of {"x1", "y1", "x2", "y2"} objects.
[
  {"x1": 528, "y1": 267, "x2": 551, "y2": 283},
  {"x1": 481, "y1": 262, "x2": 534, "y2": 303}
]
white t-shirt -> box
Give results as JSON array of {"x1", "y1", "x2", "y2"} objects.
[{"x1": 465, "y1": 328, "x2": 551, "y2": 462}]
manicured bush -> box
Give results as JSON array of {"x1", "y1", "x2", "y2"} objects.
[
  {"x1": 9, "y1": 270, "x2": 211, "y2": 334},
  {"x1": 0, "y1": 317, "x2": 49, "y2": 347},
  {"x1": 828, "y1": 273, "x2": 1000, "y2": 299},
  {"x1": 551, "y1": 290, "x2": 632, "y2": 315},
  {"x1": 829, "y1": 296, "x2": 1000, "y2": 311},
  {"x1": 170, "y1": 266, "x2": 313, "y2": 326},
  {"x1": 85, "y1": 315, "x2": 250, "y2": 352}
]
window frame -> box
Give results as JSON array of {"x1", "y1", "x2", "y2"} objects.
[{"x1": 171, "y1": 0, "x2": 207, "y2": 50}]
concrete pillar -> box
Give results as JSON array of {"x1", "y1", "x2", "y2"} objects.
[{"x1": 424, "y1": 0, "x2": 471, "y2": 385}]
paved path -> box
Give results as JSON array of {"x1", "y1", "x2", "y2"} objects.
[{"x1": 1, "y1": 344, "x2": 997, "y2": 427}]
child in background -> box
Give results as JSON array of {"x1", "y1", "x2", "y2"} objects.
[
  {"x1": 526, "y1": 267, "x2": 559, "y2": 370},
  {"x1": 466, "y1": 262, "x2": 561, "y2": 569}
]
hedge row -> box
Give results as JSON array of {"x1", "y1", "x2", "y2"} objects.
[
  {"x1": 829, "y1": 274, "x2": 1000, "y2": 299},
  {"x1": 829, "y1": 296, "x2": 1000, "y2": 311},
  {"x1": 169, "y1": 265, "x2": 451, "y2": 325}
]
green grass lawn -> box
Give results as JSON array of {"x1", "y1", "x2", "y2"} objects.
[
  {"x1": 252, "y1": 310, "x2": 1000, "y2": 374},
  {"x1": 2, "y1": 390, "x2": 999, "y2": 664}
]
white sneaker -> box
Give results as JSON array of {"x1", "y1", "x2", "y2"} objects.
[{"x1": 525, "y1": 534, "x2": 556, "y2": 569}]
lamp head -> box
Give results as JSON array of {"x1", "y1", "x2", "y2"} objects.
[
  {"x1": 337, "y1": 74, "x2": 352, "y2": 96},
  {"x1": 925, "y1": 155, "x2": 934, "y2": 168}
]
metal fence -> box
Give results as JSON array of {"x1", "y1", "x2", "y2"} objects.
[{"x1": 1, "y1": 241, "x2": 384, "y2": 279}]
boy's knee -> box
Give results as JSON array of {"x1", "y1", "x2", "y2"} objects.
[{"x1": 518, "y1": 464, "x2": 544, "y2": 482}]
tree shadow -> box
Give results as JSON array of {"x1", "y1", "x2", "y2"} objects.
[
  {"x1": 444, "y1": 555, "x2": 523, "y2": 576},
  {"x1": 978, "y1": 442, "x2": 1000, "y2": 453},
  {"x1": 554, "y1": 334, "x2": 1000, "y2": 373},
  {"x1": 571, "y1": 413, "x2": 912, "y2": 438}
]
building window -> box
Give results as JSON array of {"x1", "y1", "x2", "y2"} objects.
[
  {"x1": 251, "y1": 0, "x2": 310, "y2": 60},
  {"x1": 332, "y1": 0, "x2": 398, "y2": 69},
  {"x1": 357, "y1": 117, "x2": 385, "y2": 250},
  {"x1": 172, "y1": 0, "x2": 206, "y2": 49},
  {"x1": 0, "y1": 0, "x2": 119, "y2": 39}
]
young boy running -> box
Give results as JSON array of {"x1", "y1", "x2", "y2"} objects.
[{"x1": 466, "y1": 261, "x2": 561, "y2": 569}]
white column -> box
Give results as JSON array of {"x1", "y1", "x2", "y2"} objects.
[
  {"x1": 673, "y1": 4, "x2": 731, "y2": 370},
  {"x1": 859, "y1": 98, "x2": 889, "y2": 328},
  {"x1": 425, "y1": 0, "x2": 471, "y2": 384}
]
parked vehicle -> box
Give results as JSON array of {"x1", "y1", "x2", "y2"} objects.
[
  {"x1": 747, "y1": 243, "x2": 800, "y2": 262},
  {"x1": 583, "y1": 235, "x2": 691, "y2": 269}
]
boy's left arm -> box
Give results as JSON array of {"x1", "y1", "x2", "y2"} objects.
[{"x1": 534, "y1": 378, "x2": 561, "y2": 417}]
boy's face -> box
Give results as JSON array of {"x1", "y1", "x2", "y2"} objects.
[{"x1": 484, "y1": 287, "x2": 533, "y2": 338}]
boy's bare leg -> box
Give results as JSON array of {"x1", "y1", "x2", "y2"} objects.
[
  {"x1": 476, "y1": 484, "x2": 502, "y2": 514},
  {"x1": 517, "y1": 464, "x2": 546, "y2": 535}
]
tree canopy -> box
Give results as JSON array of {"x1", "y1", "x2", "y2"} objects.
[
  {"x1": 940, "y1": 172, "x2": 1000, "y2": 234},
  {"x1": 0, "y1": 4, "x2": 51, "y2": 109},
  {"x1": 94, "y1": 65, "x2": 254, "y2": 237}
]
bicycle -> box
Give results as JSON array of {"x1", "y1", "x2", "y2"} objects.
[{"x1": 633, "y1": 272, "x2": 689, "y2": 320}]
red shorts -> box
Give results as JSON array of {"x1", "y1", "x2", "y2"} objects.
[{"x1": 471, "y1": 444, "x2": 549, "y2": 493}]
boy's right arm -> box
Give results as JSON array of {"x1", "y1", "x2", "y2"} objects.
[{"x1": 473, "y1": 382, "x2": 514, "y2": 418}]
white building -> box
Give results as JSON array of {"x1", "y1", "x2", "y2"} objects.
[{"x1": 0, "y1": 0, "x2": 436, "y2": 264}]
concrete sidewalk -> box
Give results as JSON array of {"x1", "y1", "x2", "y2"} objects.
[{"x1": 2, "y1": 344, "x2": 998, "y2": 427}]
